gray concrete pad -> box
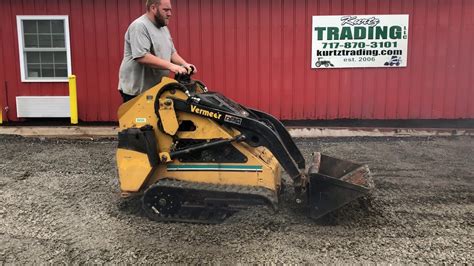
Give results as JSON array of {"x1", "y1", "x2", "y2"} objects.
[{"x1": 0, "y1": 125, "x2": 472, "y2": 138}]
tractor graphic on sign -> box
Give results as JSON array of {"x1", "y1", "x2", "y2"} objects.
[
  {"x1": 315, "y1": 57, "x2": 335, "y2": 67},
  {"x1": 384, "y1": 56, "x2": 402, "y2": 66}
]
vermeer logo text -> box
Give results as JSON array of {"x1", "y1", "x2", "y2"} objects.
[{"x1": 191, "y1": 105, "x2": 222, "y2": 119}]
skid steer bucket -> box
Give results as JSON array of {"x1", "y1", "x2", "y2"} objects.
[{"x1": 307, "y1": 152, "x2": 374, "y2": 220}]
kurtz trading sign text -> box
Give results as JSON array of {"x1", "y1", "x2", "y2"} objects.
[{"x1": 311, "y1": 15, "x2": 409, "y2": 69}]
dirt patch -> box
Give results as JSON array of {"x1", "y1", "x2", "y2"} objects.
[{"x1": 0, "y1": 135, "x2": 472, "y2": 263}]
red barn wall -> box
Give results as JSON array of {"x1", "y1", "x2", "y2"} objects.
[{"x1": 0, "y1": 0, "x2": 473, "y2": 122}]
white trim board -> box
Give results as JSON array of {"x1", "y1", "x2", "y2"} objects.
[{"x1": 16, "y1": 96, "x2": 70, "y2": 117}]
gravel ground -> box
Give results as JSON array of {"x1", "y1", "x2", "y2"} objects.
[{"x1": 0, "y1": 135, "x2": 472, "y2": 263}]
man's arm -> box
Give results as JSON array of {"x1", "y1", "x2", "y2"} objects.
[{"x1": 136, "y1": 54, "x2": 188, "y2": 74}]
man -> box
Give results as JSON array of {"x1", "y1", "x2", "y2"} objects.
[{"x1": 118, "y1": 0, "x2": 196, "y2": 102}]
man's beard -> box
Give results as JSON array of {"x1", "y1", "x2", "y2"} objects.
[{"x1": 155, "y1": 13, "x2": 167, "y2": 28}]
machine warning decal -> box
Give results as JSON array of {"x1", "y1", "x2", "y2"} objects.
[
  {"x1": 135, "y1": 118, "x2": 147, "y2": 123},
  {"x1": 224, "y1": 115, "x2": 242, "y2": 125}
]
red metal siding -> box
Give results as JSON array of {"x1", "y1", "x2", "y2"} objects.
[{"x1": 0, "y1": 0, "x2": 473, "y2": 122}]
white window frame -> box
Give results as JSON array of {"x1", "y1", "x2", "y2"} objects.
[{"x1": 16, "y1": 15, "x2": 72, "y2": 83}]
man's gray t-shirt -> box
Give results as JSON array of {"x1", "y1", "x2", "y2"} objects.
[{"x1": 118, "y1": 15, "x2": 176, "y2": 96}]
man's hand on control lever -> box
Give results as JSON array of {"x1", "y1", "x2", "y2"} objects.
[
  {"x1": 182, "y1": 63, "x2": 197, "y2": 74},
  {"x1": 169, "y1": 63, "x2": 197, "y2": 75},
  {"x1": 169, "y1": 64, "x2": 188, "y2": 75}
]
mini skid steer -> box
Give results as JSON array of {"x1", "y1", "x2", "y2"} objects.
[{"x1": 116, "y1": 71, "x2": 374, "y2": 223}]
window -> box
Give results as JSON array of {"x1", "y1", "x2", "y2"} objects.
[{"x1": 17, "y1": 16, "x2": 72, "y2": 82}]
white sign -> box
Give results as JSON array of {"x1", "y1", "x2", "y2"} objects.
[{"x1": 311, "y1": 15, "x2": 409, "y2": 69}]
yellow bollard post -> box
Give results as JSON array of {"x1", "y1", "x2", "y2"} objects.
[
  {"x1": 68, "y1": 75, "x2": 78, "y2": 124},
  {"x1": 0, "y1": 105, "x2": 2, "y2": 124}
]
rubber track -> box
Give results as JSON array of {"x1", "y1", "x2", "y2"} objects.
[{"x1": 143, "y1": 179, "x2": 279, "y2": 224}]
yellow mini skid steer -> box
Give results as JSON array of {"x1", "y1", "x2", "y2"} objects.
[{"x1": 116, "y1": 71, "x2": 374, "y2": 223}]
